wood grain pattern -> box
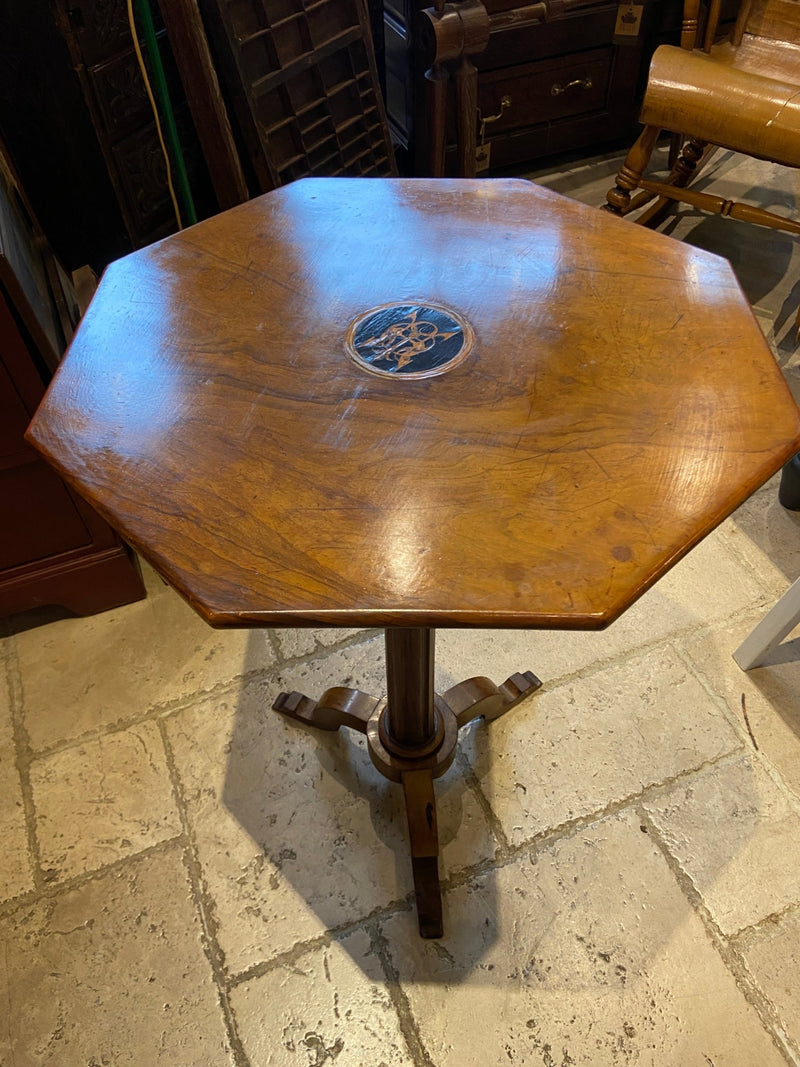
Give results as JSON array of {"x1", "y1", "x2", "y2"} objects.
[{"x1": 26, "y1": 177, "x2": 800, "y2": 629}]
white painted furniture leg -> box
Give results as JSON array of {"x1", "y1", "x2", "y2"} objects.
[{"x1": 733, "y1": 574, "x2": 800, "y2": 669}]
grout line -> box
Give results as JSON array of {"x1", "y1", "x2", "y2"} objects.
[
  {"x1": 0, "y1": 835, "x2": 186, "y2": 922},
  {"x1": 157, "y1": 718, "x2": 252, "y2": 1067},
  {"x1": 718, "y1": 523, "x2": 794, "y2": 602},
  {"x1": 4, "y1": 634, "x2": 47, "y2": 894},
  {"x1": 222, "y1": 750, "x2": 748, "y2": 994},
  {"x1": 732, "y1": 898, "x2": 800, "y2": 948},
  {"x1": 366, "y1": 920, "x2": 439, "y2": 1067},
  {"x1": 637, "y1": 805, "x2": 800, "y2": 1067},
  {"x1": 442, "y1": 749, "x2": 748, "y2": 890},
  {"x1": 455, "y1": 745, "x2": 511, "y2": 855},
  {"x1": 264, "y1": 627, "x2": 283, "y2": 663},
  {"x1": 14, "y1": 676, "x2": 255, "y2": 763},
  {"x1": 671, "y1": 637, "x2": 756, "y2": 742},
  {"x1": 514, "y1": 613, "x2": 769, "y2": 699},
  {"x1": 229, "y1": 932, "x2": 336, "y2": 990},
  {"x1": 226, "y1": 897, "x2": 416, "y2": 991},
  {"x1": 270, "y1": 627, "x2": 383, "y2": 669}
]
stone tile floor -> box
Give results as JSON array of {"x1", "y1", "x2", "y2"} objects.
[{"x1": 3, "y1": 149, "x2": 800, "y2": 1065}]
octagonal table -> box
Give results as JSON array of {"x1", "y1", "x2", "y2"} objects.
[{"x1": 27, "y1": 178, "x2": 800, "y2": 938}]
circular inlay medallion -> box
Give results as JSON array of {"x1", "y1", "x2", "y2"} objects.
[{"x1": 344, "y1": 302, "x2": 474, "y2": 380}]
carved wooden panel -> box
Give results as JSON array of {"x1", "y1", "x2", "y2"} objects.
[
  {"x1": 63, "y1": 0, "x2": 132, "y2": 66},
  {"x1": 55, "y1": 0, "x2": 213, "y2": 249},
  {"x1": 89, "y1": 49, "x2": 154, "y2": 139}
]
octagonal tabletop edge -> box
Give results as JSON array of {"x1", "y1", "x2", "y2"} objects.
[{"x1": 27, "y1": 178, "x2": 800, "y2": 629}]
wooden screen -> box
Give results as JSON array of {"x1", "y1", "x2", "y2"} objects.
[{"x1": 207, "y1": 0, "x2": 396, "y2": 188}]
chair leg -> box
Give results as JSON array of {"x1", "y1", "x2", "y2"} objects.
[
  {"x1": 606, "y1": 129, "x2": 711, "y2": 222},
  {"x1": 733, "y1": 574, "x2": 800, "y2": 670},
  {"x1": 606, "y1": 126, "x2": 661, "y2": 215},
  {"x1": 668, "y1": 136, "x2": 707, "y2": 190}
]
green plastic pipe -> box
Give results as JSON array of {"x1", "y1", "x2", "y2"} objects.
[{"x1": 132, "y1": 0, "x2": 198, "y2": 226}]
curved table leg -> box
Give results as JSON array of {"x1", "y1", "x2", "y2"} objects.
[
  {"x1": 273, "y1": 686, "x2": 378, "y2": 733},
  {"x1": 442, "y1": 670, "x2": 542, "y2": 727}
]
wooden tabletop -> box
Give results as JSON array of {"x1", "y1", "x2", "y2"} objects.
[{"x1": 27, "y1": 178, "x2": 800, "y2": 629}]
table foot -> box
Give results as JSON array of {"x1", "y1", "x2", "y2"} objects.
[
  {"x1": 402, "y1": 769, "x2": 443, "y2": 938},
  {"x1": 273, "y1": 686, "x2": 379, "y2": 733},
  {"x1": 442, "y1": 670, "x2": 542, "y2": 727}
]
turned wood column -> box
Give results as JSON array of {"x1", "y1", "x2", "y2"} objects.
[{"x1": 384, "y1": 627, "x2": 437, "y2": 748}]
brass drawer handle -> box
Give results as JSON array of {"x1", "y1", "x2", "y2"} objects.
[
  {"x1": 551, "y1": 77, "x2": 593, "y2": 96},
  {"x1": 478, "y1": 95, "x2": 512, "y2": 129}
]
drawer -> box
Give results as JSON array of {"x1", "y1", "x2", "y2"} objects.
[{"x1": 478, "y1": 47, "x2": 613, "y2": 133}]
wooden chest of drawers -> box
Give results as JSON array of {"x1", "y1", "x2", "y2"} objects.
[{"x1": 384, "y1": 0, "x2": 680, "y2": 174}]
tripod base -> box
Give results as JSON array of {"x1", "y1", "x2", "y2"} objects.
[{"x1": 273, "y1": 629, "x2": 540, "y2": 938}]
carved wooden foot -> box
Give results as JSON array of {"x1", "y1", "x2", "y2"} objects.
[
  {"x1": 442, "y1": 670, "x2": 542, "y2": 727},
  {"x1": 273, "y1": 686, "x2": 378, "y2": 733}
]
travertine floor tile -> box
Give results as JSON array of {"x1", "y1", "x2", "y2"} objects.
[
  {"x1": 436, "y1": 528, "x2": 768, "y2": 688},
  {"x1": 0, "y1": 661, "x2": 33, "y2": 902},
  {"x1": 682, "y1": 614, "x2": 800, "y2": 797},
  {"x1": 0, "y1": 846, "x2": 234, "y2": 1066},
  {"x1": 273, "y1": 627, "x2": 372, "y2": 659},
  {"x1": 166, "y1": 642, "x2": 497, "y2": 973},
  {"x1": 724, "y1": 476, "x2": 800, "y2": 597},
  {"x1": 230, "y1": 929, "x2": 410, "y2": 1066},
  {"x1": 381, "y1": 812, "x2": 785, "y2": 1066},
  {"x1": 31, "y1": 720, "x2": 181, "y2": 882},
  {"x1": 738, "y1": 907, "x2": 800, "y2": 1052},
  {"x1": 463, "y1": 644, "x2": 740, "y2": 845},
  {"x1": 14, "y1": 562, "x2": 274, "y2": 751},
  {"x1": 644, "y1": 756, "x2": 800, "y2": 936}
]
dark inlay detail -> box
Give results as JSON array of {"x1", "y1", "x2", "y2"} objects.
[{"x1": 345, "y1": 302, "x2": 474, "y2": 379}]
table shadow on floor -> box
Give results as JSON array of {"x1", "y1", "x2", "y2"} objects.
[{"x1": 219, "y1": 634, "x2": 504, "y2": 972}]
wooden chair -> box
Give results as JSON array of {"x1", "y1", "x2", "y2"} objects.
[{"x1": 605, "y1": 0, "x2": 800, "y2": 234}]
